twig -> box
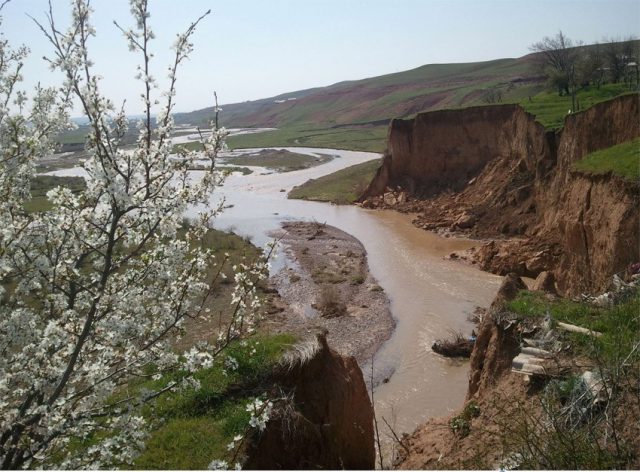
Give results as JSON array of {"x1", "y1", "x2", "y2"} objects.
[
  {"x1": 382, "y1": 415, "x2": 409, "y2": 454},
  {"x1": 370, "y1": 355, "x2": 384, "y2": 469}
]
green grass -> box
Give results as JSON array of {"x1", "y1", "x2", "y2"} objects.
[
  {"x1": 218, "y1": 165, "x2": 253, "y2": 175},
  {"x1": 572, "y1": 137, "x2": 640, "y2": 180},
  {"x1": 221, "y1": 149, "x2": 333, "y2": 172},
  {"x1": 55, "y1": 125, "x2": 91, "y2": 145},
  {"x1": 517, "y1": 84, "x2": 635, "y2": 129},
  {"x1": 62, "y1": 333, "x2": 296, "y2": 469},
  {"x1": 225, "y1": 125, "x2": 387, "y2": 153},
  {"x1": 24, "y1": 175, "x2": 86, "y2": 212},
  {"x1": 507, "y1": 290, "x2": 611, "y2": 333},
  {"x1": 506, "y1": 289, "x2": 640, "y2": 362},
  {"x1": 288, "y1": 158, "x2": 382, "y2": 204},
  {"x1": 131, "y1": 333, "x2": 295, "y2": 469}
]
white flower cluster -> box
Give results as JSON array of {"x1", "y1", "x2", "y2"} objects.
[
  {"x1": 184, "y1": 346, "x2": 215, "y2": 373},
  {"x1": 207, "y1": 459, "x2": 242, "y2": 470},
  {"x1": 224, "y1": 355, "x2": 239, "y2": 373},
  {"x1": 0, "y1": 1, "x2": 266, "y2": 469},
  {"x1": 246, "y1": 397, "x2": 273, "y2": 432}
]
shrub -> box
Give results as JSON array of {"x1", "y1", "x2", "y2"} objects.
[
  {"x1": 317, "y1": 285, "x2": 347, "y2": 318},
  {"x1": 449, "y1": 401, "x2": 481, "y2": 438}
]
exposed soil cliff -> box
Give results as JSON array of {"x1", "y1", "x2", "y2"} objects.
[
  {"x1": 360, "y1": 95, "x2": 639, "y2": 296},
  {"x1": 244, "y1": 332, "x2": 375, "y2": 469}
]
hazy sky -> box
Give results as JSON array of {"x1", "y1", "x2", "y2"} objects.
[{"x1": 2, "y1": 0, "x2": 638, "y2": 114}]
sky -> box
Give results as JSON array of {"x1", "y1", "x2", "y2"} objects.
[{"x1": 2, "y1": 0, "x2": 639, "y2": 114}]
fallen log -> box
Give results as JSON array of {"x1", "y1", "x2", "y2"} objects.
[{"x1": 557, "y1": 321, "x2": 602, "y2": 338}]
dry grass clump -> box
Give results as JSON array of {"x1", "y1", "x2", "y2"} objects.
[{"x1": 317, "y1": 285, "x2": 347, "y2": 318}]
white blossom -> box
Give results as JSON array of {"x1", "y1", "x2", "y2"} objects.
[
  {"x1": 0, "y1": 1, "x2": 265, "y2": 469},
  {"x1": 224, "y1": 356, "x2": 239, "y2": 372},
  {"x1": 208, "y1": 459, "x2": 229, "y2": 470},
  {"x1": 245, "y1": 398, "x2": 273, "y2": 432}
]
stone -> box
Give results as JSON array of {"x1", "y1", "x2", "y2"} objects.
[
  {"x1": 532, "y1": 271, "x2": 557, "y2": 294},
  {"x1": 383, "y1": 192, "x2": 397, "y2": 206},
  {"x1": 454, "y1": 211, "x2": 476, "y2": 229}
]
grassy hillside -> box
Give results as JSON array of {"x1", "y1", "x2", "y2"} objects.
[
  {"x1": 176, "y1": 56, "x2": 542, "y2": 130},
  {"x1": 58, "y1": 43, "x2": 637, "y2": 154}
]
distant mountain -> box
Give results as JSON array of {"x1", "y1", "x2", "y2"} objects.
[{"x1": 175, "y1": 53, "x2": 545, "y2": 128}]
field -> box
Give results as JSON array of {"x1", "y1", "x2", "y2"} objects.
[
  {"x1": 225, "y1": 125, "x2": 387, "y2": 153},
  {"x1": 517, "y1": 84, "x2": 635, "y2": 129},
  {"x1": 221, "y1": 149, "x2": 333, "y2": 172},
  {"x1": 572, "y1": 137, "x2": 640, "y2": 180},
  {"x1": 24, "y1": 175, "x2": 86, "y2": 212},
  {"x1": 288, "y1": 158, "x2": 382, "y2": 204}
]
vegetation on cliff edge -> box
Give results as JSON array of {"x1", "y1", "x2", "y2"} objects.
[
  {"x1": 572, "y1": 137, "x2": 640, "y2": 180},
  {"x1": 499, "y1": 288, "x2": 640, "y2": 468}
]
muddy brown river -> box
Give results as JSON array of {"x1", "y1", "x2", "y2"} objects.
[
  {"x1": 187, "y1": 147, "x2": 502, "y2": 442},
  {"x1": 49, "y1": 146, "x2": 502, "y2": 453}
]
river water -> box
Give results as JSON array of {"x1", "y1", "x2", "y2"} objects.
[
  {"x1": 186, "y1": 147, "x2": 502, "y2": 439},
  {"x1": 46, "y1": 146, "x2": 502, "y2": 445}
]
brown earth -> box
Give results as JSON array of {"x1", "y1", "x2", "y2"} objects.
[
  {"x1": 264, "y1": 221, "x2": 395, "y2": 365},
  {"x1": 245, "y1": 331, "x2": 375, "y2": 470},
  {"x1": 360, "y1": 95, "x2": 640, "y2": 296}
]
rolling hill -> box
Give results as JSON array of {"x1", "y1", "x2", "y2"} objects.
[{"x1": 175, "y1": 55, "x2": 544, "y2": 130}]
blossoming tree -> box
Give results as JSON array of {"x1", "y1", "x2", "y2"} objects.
[{"x1": 0, "y1": 0, "x2": 266, "y2": 468}]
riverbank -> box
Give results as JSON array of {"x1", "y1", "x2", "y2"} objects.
[
  {"x1": 44, "y1": 145, "x2": 502, "y2": 440},
  {"x1": 264, "y1": 221, "x2": 395, "y2": 365},
  {"x1": 395, "y1": 275, "x2": 640, "y2": 469},
  {"x1": 288, "y1": 158, "x2": 382, "y2": 204}
]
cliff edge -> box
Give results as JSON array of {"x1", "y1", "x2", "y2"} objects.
[
  {"x1": 360, "y1": 95, "x2": 639, "y2": 296},
  {"x1": 244, "y1": 331, "x2": 375, "y2": 469}
]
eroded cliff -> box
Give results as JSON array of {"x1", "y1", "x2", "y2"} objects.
[
  {"x1": 361, "y1": 95, "x2": 639, "y2": 296},
  {"x1": 244, "y1": 331, "x2": 375, "y2": 470}
]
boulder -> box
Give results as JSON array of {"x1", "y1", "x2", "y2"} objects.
[
  {"x1": 383, "y1": 192, "x2": 397, "y2": 206},
  {"x1": 454, "y1": 211, "x2": 476, "y2": 229}
]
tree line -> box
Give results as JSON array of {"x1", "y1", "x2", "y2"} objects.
[{"x1": 530, "y1": 32, "x2": 639, "y2": 112}]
